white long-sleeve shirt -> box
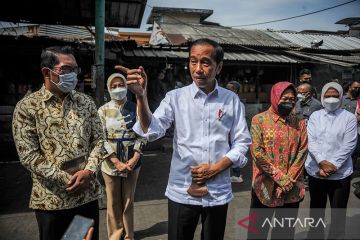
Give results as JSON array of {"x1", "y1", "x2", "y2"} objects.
[
  {"x1": 305, "y1": 108, "x2": 358, "y2": 180},
  {"x1": 133, "y1": 81, "x2": 251, "y2": 206}
]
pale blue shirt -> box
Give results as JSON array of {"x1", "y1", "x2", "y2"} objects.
[
  {"x1": 133, "y1": 81, "x2": 251, "y2": 206},
  {"x1": 305, "y1": 108, "x2": 357, "y2": 180}
]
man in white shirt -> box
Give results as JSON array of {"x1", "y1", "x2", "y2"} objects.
[
  {"x1": 306, "y1": 82, "x2": 358, "y2": 239},
  {"x1": 116, "y1": 38, "x2": 251, "y2": 240}
]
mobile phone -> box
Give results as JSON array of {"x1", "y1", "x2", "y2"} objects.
[{"x1": 61, "y1": 215, "x2": 94, "y2": 240}]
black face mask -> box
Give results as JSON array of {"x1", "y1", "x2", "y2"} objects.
[
  {"x1": 278, "y1": 102, "x2": 294, "y2": 116},
  {"x1": 350, "y1": 89, "x2": 360, "y2": 99}
]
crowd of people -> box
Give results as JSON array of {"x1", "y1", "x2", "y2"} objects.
[{"x1": 11, "y1": 38, "x2": 360, "y2": 240}]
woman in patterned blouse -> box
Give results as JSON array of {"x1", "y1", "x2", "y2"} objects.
[
  {"x1": 248, "y1": 81, "x2": 308, "y2": 240},
  {"x1": 98, "y1": 73, "x2": 146, "y2": 240}
]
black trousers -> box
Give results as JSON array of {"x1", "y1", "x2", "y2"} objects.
[
  {"x1": 35, "y1": 200, "x2": 99, "y2": 240},
  {"x1": 247, "y1": 190, "x2": 300, "y2": 240},
  {"x1": 308, "y1": 176, "x2": 351, "y2": 240},
  {"x1": 168, "y1": 199, "x2": 228, "y2": 240}
]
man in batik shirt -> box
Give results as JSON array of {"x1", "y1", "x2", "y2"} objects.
[{"x1": 12, "y1": 46, "x2": 104, "y2": 240}]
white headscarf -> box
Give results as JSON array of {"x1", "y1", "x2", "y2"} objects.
[
  {"x1": 106, "y1": 73, "x2": 127, "y2": 93},
  {"x1": 321, "y1": 82, "x2": 343, "y2": 109}
]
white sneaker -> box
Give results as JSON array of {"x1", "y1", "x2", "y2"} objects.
[{"x1": 231, "y1": 175, "x2": 244, "y2": 183}]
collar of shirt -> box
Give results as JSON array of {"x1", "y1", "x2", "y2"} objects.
[
  {"x1": 109, "y1": 99, "x2": 126, "y2": 109},
  {"x1": 343, "y1": 95, "x2": 352, "y2": 101},
  {"x1": 40, "y1": 85, "x2": 75, "y2": 102},
  {"x1": 300, "y1": 97, "x2": 312, "y2": 106},
  {"x1": 268, "y1": 107, "x2": 286, "y2": 123},
  {"x1": 324, "y1": 107, "x2": 343, "y2": 117},
  {"x1": 190, "y1": 80, "x2": 219, "y2": 99}
]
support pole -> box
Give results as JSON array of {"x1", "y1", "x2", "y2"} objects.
[{"x1": 94, "y1": 0, "x2": 105, "y2": 106}]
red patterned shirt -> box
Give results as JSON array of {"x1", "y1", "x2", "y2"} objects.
[{"x1": 250, "y1": 108, "x2": 308, "y2": 207}]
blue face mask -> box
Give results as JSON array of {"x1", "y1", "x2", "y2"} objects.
[{"x1": 48, "y1": 68, "x2": 78, "y2": 93}]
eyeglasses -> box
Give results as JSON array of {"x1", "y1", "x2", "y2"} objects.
[{"x1": 53, "y1": 65, "x2": 81, "y2": 75}]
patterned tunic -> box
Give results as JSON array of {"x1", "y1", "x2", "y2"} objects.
[
  {"x1": 12, "y1": 85, "x2": 104, "y2": 210},
  {"x1": 250, "y1": 108, "x2": 308, "y2": 207},
  {"x1": 98, "y1": 100, "x2": 146, "y2": 176}
]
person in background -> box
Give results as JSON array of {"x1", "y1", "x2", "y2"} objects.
[
  {"x1": 343, "y1": 80, "x2": 360, "y2": 180},
  {"x1": 298, "y1": 68, "x2": 312, "y2": 84},
  {"x1": 295, "y1": 83, "x2": 322, "y2": 122},
  {"x1": 306, "y1": 82, "x2": 357, "y2": 239},
  {"x1": 295, "y1": 83, "x2": 322, "y2": 191},
  {"x1": 98, "y1": 73, "x2": 146, "y2": 240},
  {"x1": 226, "y1": 81, "x2": 244, "y2": 183},
  {"x1": 117, "y1": 38, "x2": 251, "y2": 240},
  {"x1": 342, "y1": 80, "x2": 360, "y2": 114},
  {"x1": 248, "y1": 82, "x2": 308, "y2": 240},
  {"x1": 352, "y1": 99, "x2": 360, "y2": 190},
  {"x1": 12, "y1": 46, "x2": 104, "y2": 240},
  {"x1": 298, "y1": 68, "x2": 317, "y2": 99}
]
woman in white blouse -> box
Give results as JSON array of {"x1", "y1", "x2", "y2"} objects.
[{"x1": 306, "y1": 82, "x2": 357, "y2": 239}]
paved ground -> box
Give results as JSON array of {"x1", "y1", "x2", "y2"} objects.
[{"x1": 1, "y1": 137, "x2": 360, "y2": 240}]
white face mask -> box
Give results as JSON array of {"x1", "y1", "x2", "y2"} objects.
[
  {"x1": 297, "y1": 93, "x2": 305, "y2": 101},
  {"x1": 323, "y1": 97, "x2": 340, "y2": 112},
  {"x1": 48, "y1": 68, "x2": 78, "y2": 93},
  {"x1": 110, "y1": 87, "x2": 127, "y2": 100}
]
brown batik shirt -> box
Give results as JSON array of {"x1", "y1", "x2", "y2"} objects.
[{"x1": 12, "y1": 85, "x2": 105, "y2": 210}]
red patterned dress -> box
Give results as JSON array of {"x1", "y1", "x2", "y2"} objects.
[{"x1": 250, "y1": 107, "x2": 308, "y2": 207}]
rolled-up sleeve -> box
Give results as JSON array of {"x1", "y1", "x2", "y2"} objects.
[
  {"x1": 133, "y1": 92, "x2": 174, "y2": 142},
  {"x1": 225, "y1": 100, "x2": 251, "y2": 168}
]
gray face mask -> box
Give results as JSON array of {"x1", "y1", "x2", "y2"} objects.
[
  {"x1": 48, "y1": 68, "x2": 78, "y2": 93},
  {"x1": 323, "y1": 97, "x2": 340, "y2": 112},
  {"x1": 297, "y1": 93, "x2": 306, "y2": 101}
]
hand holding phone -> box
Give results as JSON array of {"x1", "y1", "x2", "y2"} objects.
[{"x1": 61, "y1": 215, "x2": 94, "y2": 240}]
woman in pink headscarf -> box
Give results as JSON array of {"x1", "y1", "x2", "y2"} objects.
[{"x1": 248, "y1": 82, "x2": 308, "y2": 240}]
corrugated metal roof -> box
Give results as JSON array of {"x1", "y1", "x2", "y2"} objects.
[
  {"x1": 335, "y1": 17, "x2": 360, "y2": 26},
  {"x1": 123, "y1": 48, "x2": 188, "y2": 59},
  {"x1": 123, "y1": 47, "x2": 299, "y2": 63},
  {"x1": 0, "y1": 24, "x2": 126, "y2": 42},
  {"x1": 224, "y1": 52, "x2": 298, "y2": 63},
  {"x1": 268, "y1": 31, "x2": 360, "y2": 51},
  {"x1": 314, "y1": 53, "x2": 360, "y2": 64},
  {"x1": 0, "y1": 22, "x2": 37, "y2": 29},
  {"x1": 37, "y1": 25, "x2": 93, "y2": 41},
  {"x1": 157, "y1": 23, "x2": 293, "y2": 48},
  {"x1": 147, "y1": 7, "x2": 213, "y2": 24},
  {"x1": 286, "y1": 51, "x2": 358, "y2": 67}
]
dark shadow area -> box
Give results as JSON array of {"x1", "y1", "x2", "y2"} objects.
[
  {"x1": 134, "y1": 151, "x2": 171, "y2": 202},
  {"x1": 0, "y1": 162, "x2": 32, "y2": 214},
  {"x1": 134, "y1": 220, "x2": 168, "y2": 239},
  {"x1": 231, "y1": 153, "x2": 253, "y2": 193}
]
